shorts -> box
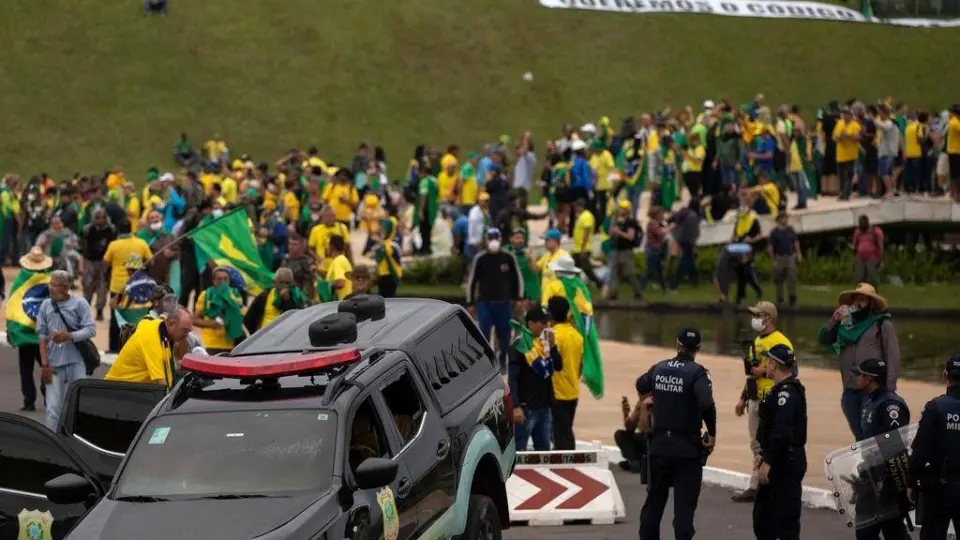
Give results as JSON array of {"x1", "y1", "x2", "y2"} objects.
[
  {"x1": 950, "y1": 154, "x2": 960, "y2": 180},
  {"x1": 936, "y1": 153, "x2": 949, "y2": 177},
  {"x1": 863, "y1": 149, "x2": 879, "y2": 176},
  {"x1": 822, "y1": 149, "x2": 838, "y2": 175},
  {"x1": 878, "y1": 156, "x2": 894, "y2": 177}
]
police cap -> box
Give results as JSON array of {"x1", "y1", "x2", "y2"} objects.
[
  {"x1": 676, "y1": 326, "x2": 701, "y2": 349},
  {"x1": 762, "y1": 344, "x2": 796, "y2": 367},
  {"x1": 850, "y1": 358, "x2": 887, "y2": 380},
  {"x1": 946, "y1": 356, "x2": 960, "y2": 377}
]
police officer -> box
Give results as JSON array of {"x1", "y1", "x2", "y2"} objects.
[
  {"x1": 908, "y1": 356, "x2": 960, "y2": 540},
  {"x1": 753, "y1": 344, "x2": 807, "y2": 540},
  {"x1": 636, "y1": 326, "x2": 716, "y2": 540},
  {"x1": 853, "y1": 358, "x2": 911, "y2": 540}
]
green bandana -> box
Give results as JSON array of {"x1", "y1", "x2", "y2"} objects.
[
  {"x1": 825, "y1": 312, "x2": 890, "y2": 355},
  {"x1": 203, "y1": 284, "x2": 245, "y2": 341},
  {"x1": 272, "y1": 285, "x2": 307, "y2": 312}
]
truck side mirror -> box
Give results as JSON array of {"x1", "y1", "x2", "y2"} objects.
[
  {"x1": 45, "y1": 473, "x2": 97, "y2": 506},
  {"x1": 354, "y1": 458, "x2": 398, "y2": 490}
]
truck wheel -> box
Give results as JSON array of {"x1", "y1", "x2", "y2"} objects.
[{"x1": 461, "y1": 494, "x2": 502, "y2": 540}]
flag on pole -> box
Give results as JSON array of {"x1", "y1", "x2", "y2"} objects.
[
  {"x1": 188, "y1": 208, "x2": 274, "y2": 295},
  {"x1": 5, "y1": 270, "x2": 50, "y2": 346}
]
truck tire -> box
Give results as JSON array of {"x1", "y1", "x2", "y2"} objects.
[{"x1": 461, "y1": 494, "x2": 502, "y2": 540}]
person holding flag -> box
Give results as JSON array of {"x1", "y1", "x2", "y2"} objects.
[
  {"x1": 188, "y1": 206, "x2": 274, "y2": 297},
  {"x1": 509, "y1": 228, "x2": 539, "y2": 311},
  {"x1": 103, "y1": 220, "x2": 153, "y2": 352},
  {"x1": 366, "y1": 217, "x2": 403, "y2": 298},
  {"x1": 508, "y1": 305, "x2": 562, "y2": 451},
  {"x1": 7, "y1": 247, "x2": 53, "y2": 412},
  {"x1": 540, "y1": 254, "x2": 604, "y2": 400},
  {"x1": 243, "y1": 267, "x2": 307, "y2": 333},
  {"x1": 113, "y1": 254, "x2": 158, "y2": 341},
  {"x1": 193, "y1": 266, "x2": 246, "y2": 354}
]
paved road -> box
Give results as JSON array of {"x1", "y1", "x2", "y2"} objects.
[{"x1": 0, "y1": 347, "x2": 856, "y2": 540}]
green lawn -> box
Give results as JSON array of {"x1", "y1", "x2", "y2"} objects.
[
  {"x1": 2, "y1": 0, "x2": 960, "y2": 177},
  {"x1": 399, "y1": 281, "x2": 960, "y2": 310}
]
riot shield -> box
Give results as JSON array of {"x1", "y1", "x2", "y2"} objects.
[{"x1": 823, "y1": 423, "x2": 917, "y2": 530}]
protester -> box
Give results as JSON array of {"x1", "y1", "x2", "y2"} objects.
[
  {"x1": 8, "y1": 247, "x2": 53, "y2": 412},
  {"x1": 508, "y1": 305, "x2": 561, "y2": 452},
  {"x1": 767, "y1": 212, "x2": 802, "y2": 307},
  {"x1": 137, "y1": 209, "x2": 178, "y2": 286},
  {"x1": 282, "y1": 233, "x2": 317, "y2": 301},
  {"x1": 466, "y1": 228, "x2": 523, "y2": 368},
  {"x1": 37, "y1": 215, "x2": 80, "y2": 276},
  {"x1": 834, "y1": 106, "x2": 861, "y2": 200},
  {"x1": 366, "y1": 218, "x2": 402, "y2": 298},
  {"x1": 106, "y1": 308, "x2": 192, "y2": 389},
  {"x1": 102, "y1": 220, "x2": 153, "y2": 352},
  {"x1": 193, "y1": 266, "x2": 245, "y2": 354},
  {"x1": 569, "y1": 198, "x2": 602, "y2": 288},
  {"x1": 669, "y1": 199, "x2": 701, "y2": 291},
  {"x1": 243, "y1": 267, "x2": 306, "y2": 333},
  {"x1": 36, "y1": 270, "x2": 96, "y2": 430},
  {"x1": 78, "y1": 208, "x2": 117, "y2": 321},
  {"x1": 547, "y1": 295, "x2": 583, "y2": 451},
  {"x1": 325, "y1": 235, "x2": 353, "y2": 301},
  {"x1": 532, "y1": 227, "x2": 569, "y2": 306},
  {"x1": 604, "y1": 200, "x2": 643, "y2": 301},
  {"x1": 465, "y1": 192, "x2": 492, "y2": 261},
  {"x1": 641, "y1": 206, "x2": 668, "y2": 292},
  {"x1": 818, "y1": 283, "x2": 900, "y2": 441},
  {"x1": 852, "y1": 215, "x2": 884, "y2": 289}
]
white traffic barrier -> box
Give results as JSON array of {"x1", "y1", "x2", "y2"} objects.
[{"x1": 507, "y1": 441, "x2": 626, "y2": 526}]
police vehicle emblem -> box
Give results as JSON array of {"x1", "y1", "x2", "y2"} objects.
[
  {"x1": 376, "y1": 487, "x2": 399, "y2": 540},
  {"x1": 18, "y1": 509, "x2": 53, "y2": 540}
]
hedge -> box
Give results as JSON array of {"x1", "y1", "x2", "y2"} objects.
[{"x1": 404, "y1": 246, "x2": 960, "y2": 286}]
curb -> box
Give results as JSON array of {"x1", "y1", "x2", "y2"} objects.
[
  {"x1": 580, "y1": 442, "x2": 837, "y2": 510},
  {"x1": 0, "y1": 331, "x2": 117, "y2": 365}
]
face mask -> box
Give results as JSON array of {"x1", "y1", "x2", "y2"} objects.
[
  {"x1": 150, "y1": 222, "x2": 163, "y2": 232},
  {"x1": 487, "y1": 240, "x2": 501, "y2": 252},
  {"x1": 750, "y1": 317, "x2": 765, "y2": 332},
  {"x1": 212, "y1": 209, "x2": 224, "y2": 219},
  {"x1": 311, "y1": 213, "x2": 320, "y2": 221}
]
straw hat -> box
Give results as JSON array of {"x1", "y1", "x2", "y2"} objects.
[
  {"x1": 19, "y1": 247, "x2": 52, "y2": 272},
  {"x1": 838, "y1": 283, "x2": 888, "y2": 310}
]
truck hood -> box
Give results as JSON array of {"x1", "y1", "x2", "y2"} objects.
[{"x1": 66, "y1": 494, "x2": 326, "y2": 540}]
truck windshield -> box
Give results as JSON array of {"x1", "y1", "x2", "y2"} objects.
[{"x1": 114, "y1": 409, "x2": 337, "y2": 499}]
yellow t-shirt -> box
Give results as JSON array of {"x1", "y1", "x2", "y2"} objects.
[
  {"x1": 904, "y1": 122, "x2": 925, "y2": 159},
  {"x1": 105, "y1": 319, "x2": 174, "y2": 388},
  {"x1": 788, "y1": 140, "x2": 803, "y2": 173},
  {"x1": 323, "y1": 183, "x2": 359, "y2": 222},
  {"x1": 125, "y1": 197, "x2": 142, "y2": 233},
  {"x1": 200, "y1": 173, "x2": 221, "y2": 194},
  {"x1": 460, "y1": 174, "x2": 478, "y2": 206},
  {"x1": 947, "y1": 117, "x2": 960, "y2": 155},
  {"x1": 194, "y1": 289, "x2": 242, "y2": 351},
  {"x1": 748, "y1": 330, "x2": 794, "y2": 400},
  {"x1": 552, "y1": 322, "x2": 584, "y2": 402},
  {"x1": 646, "y1": 129, "x2": 660, "y2": 154},
  {"x1": 204, "y1": 139, "x2": 226, "y2": 159},
  {"x1": 361, "y1": 206, "x2": 386, "y2": 234},
  {"x1": 221, "y1": 177, "x2": 239, "y2": 204},
  {"x1": 754, "y1": 183, "x2": 780, "y2": 216},
  {"x1": 261, "y1": 289, "x2": 282, "y2": 329},
  {"x1": 572, "y1": 211, "x2": 595, "y2": 254},
  {"x1": 106, "y1": 173, "x2": 125, "y2": 191},
  {"x1": 686, "y1": 145, "x2": 706, "y2": 173},
  {"x1": 282, "y1": 191, "x2": 301, "y2": 223},
  {"x1": 301, "y1": 156, "x2": 328, "y2": 173},
  {"x1": 438, "y1": 153, "x2": 460, "y2": 202},
  {"x1": 832, "y1": 119, "x2": 862, "y2": 164},
  {"x1": 308, "y1": 222, "x2": 350, "y2": 272},
  {"x1": 541, "y1": 279, "x2": 594, "y2": 317},
  {"x1": 536, "y1": 248, "x2": 570, "y2": 306},
  {"x1": 103, "y1": 236, "x2": 153, "y2": 293},
  {"x1": 589, "y1": 150, "x2": 615, "y2": 191},
  {"x1": 326, "y1": 254, "x2": 353, "y2": 300}
]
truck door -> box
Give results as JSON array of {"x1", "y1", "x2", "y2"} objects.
[
  {"x1": 0, "y1": 413, "x2": 105, "y2": 540},
  {"x1": 57, "y1": 380, "x2": 167, "y2": 484},
  {"x1": 378, "y1": 361, "x2": 456, "y2": 535}
]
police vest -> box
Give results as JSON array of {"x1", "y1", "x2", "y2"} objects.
[
  {"x1": 861, "y1": 389, "x2": 908, "y2": 440},
  {"x1": 650, "y1": 356, "x2": 704, "y2": 434},
  {"x1": 758, "y1": 378, "x2": 807, "y2": 450},
  {"x1": 932, "y1": 394, "x2": 960, "y2": 480}
]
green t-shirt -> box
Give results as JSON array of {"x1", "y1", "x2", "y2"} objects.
[
  {"x1": 416, "y1": 175, "x2": 439, "y2": 225},
  {"x1": 460, "y1": 162, "x2": 476, "y2": 180}
]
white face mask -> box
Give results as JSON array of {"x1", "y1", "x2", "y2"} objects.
[
  {"x1": 487, "y1": 240, "x2": 501, "y2": 252},
  {"x1": 212, "y1": 209, "x2": 224, "y2": 219},
  {"x1": 750, "y1": 317, "x2": 765, "y2": 332},
  {"x1": 150, "y1": 222, "x2": 163, "y2": 232},
  {"x1": 310, "y1": 212, "x2": 321, "y2": 221}
]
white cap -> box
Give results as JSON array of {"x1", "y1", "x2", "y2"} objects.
[
  {"x1": 703, "y1": 100, "x2": 715, "y2": 109},
  {"x1": 159, "y1": 172, "x2": 175, "y2": 182},
  {"x1": 571, "y1": 139, "x2": 587, "y2": 152},
  {"x1": 580, "y1": 123, "x2": 597, "y2": 133}
]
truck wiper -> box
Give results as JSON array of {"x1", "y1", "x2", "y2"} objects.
[
  {"x1": 194, "y1": 494, "x2": 282, "y2": 500},
  {"x1": 115, "y1": 495, "x2": 170, "y2": 503}
]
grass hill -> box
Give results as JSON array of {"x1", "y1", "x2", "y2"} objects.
[{"x1": 2, "y1": 0, "x2": 959, "y2": 177}]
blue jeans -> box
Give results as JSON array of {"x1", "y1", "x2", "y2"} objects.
[
  {"x1": 641, "y1": 247, "x2": 666, "y2": 291},
  {"x1": 515, "y1": 408, "x2": 552, "y2": 451},
  {"x1": 720, "y1": 165, "x2": 738, "y2": 188},
  {"x1": 476, "y1": 300, "x2": 512, "y2": 372},
  {"x1": 841, "y1": 388, "x2": 867, "y2": 441},
  {"x1": 671, "y1": 242, "x2": 697, "y2": 289},
  {"x1": 46, "y1": 362, "x2": 86, "y2": 431},
  {"x1": 626, "y1": 186, "x2": 642, "y2": 216},
  {"x1": 789, "y1": 171, "x2": 809, "y2": 208},
  {"x1": 904, "y1": 158, "x2": 922, "y2": 193}
]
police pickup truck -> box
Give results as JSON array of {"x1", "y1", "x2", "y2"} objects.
[{"x1": 0, "y1": 295, "x2": 516, "y2": 540}]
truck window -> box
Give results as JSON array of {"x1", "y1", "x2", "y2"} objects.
[
  {"x1": 349, "y1": 399, "x2": 390, "y2": 474},
  {"x1": 70, "y1": 383, "x2": 165, "y2": 455},
  {"x1": 414, "y1": 313, "x2": 498, "y2": 414},
  {"x1": 0, "y1": 417, "x2": 86, "y2": 497},
  {"x1": 380, "y1": 369, "x2": 425, "y2": 447}
]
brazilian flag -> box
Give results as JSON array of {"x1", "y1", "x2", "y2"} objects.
[
  {"x1": 509, "y1": 319, "x2": 534, "y2": 354},
  {"x1": 189, "y1": 208, "x2": 274, "y2": 295},
  {"x1": 5, "y1": 270, "x2": 51, "y2": 346}
]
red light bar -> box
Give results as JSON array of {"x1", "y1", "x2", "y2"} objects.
[{"x1": 181, "y1": 349, "x2": 361, "y2": 378}]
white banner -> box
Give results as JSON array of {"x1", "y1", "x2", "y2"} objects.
[{"x1": 539, "y1": 0, "x2": 960, "y2": 27}]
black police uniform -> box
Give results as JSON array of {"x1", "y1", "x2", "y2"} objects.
[
  {"x1": 909, "y1": 357, "x2": 960, "y2": 540},
  {"x1": 636, "y1": 327, "x2": 716, "y2": 540},
  {"x1": 855, "y1": 359, "x2": 911, "y2": 540},
  {"x1": 752, "y1": 345, "x2": 807, "y2": 540}
]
